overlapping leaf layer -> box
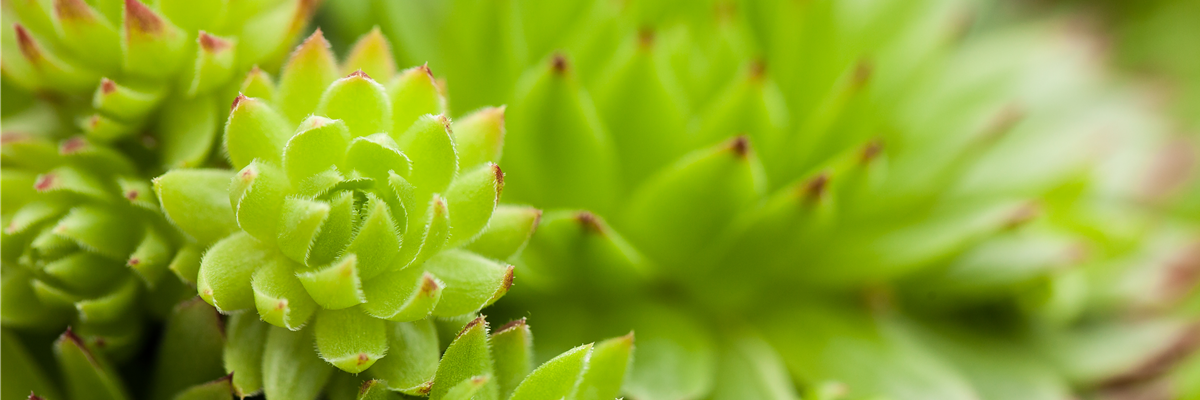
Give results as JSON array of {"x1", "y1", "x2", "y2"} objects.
[{"x1": 324, "y1": 0, "x2": 1200, "y2": 399}]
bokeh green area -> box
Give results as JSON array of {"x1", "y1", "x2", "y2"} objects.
[{"x1": 319, "y1": 0, "x2": 1200, "y2": 399}]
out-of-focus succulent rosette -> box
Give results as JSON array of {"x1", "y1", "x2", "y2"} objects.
[
  {"x1": 1, "y1": 0, "x2": 316, "y2": 168},
  {"x1": 321, "y1": 0, "x2": 1200, "y2": 399}
]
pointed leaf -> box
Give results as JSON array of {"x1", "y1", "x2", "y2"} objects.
[
  {"x1": 442, "y1": 376, "x2": 490, "y2": 400},
  {"x1": 388, "y1": 65, "x2": 444, "y2": 134},
  {"x1": 345, "y1": 194, "x2": 402, "y2": 279},
  {"x1": 395, "y1": 114, "x2": 458, "y2": 196},
  {"x1": 368, "y1": 319, "x2": 440, "y2": 395},
  {"x1": 224, "y1": 95, "x2": 291, "y2": 170},
  {"x1": 346, "y1": 133, "x2": 410, "y2": 181},
  {"x1": 276, "y1": 29, "x2": 340, "y2": 124},
  {"x1": 169, "y1": 244, "x2": 203, "y2": 286},
  {"x1": 262, "y1": 326, "x2": 333, "y2": 400},
  {"x1": 452, "y1": 106, "x2": 505, "y2": 169},
  {"x1": 569, "y1": 333, "x2": 635, "y2": 400},
  {"x1": 297, "y1": 253, "x2": 365, "y2": 310},
  {"x1": 430, "y1": 316, "x2": 497, "y2": 400},
  {"x1": 51, "y1": 0, "x2": 121, "y2": 72},
  {"x1": 154, "y1": 169, "x2": 239, "y2": 245},
  {"x1": 622, "y1": 136, "x2": 763, "y2": 268},
  {"x1": 316, "y1": 70, "x2": 391, "y2": 138},
  {"x1": 283, "y1": 116, "x2": 350, "y2": 186},
  {"x1": 361, "y1": 269, "x2": 442, "y2": 322},
  {"x1": 186, "y1": 32, "x2": 237, "y2": 96},
  {"x1": 343, "y1": 27, "x2": 396, "y2": 81},
  {"x1": 92, "y1": 78, "x2": 163, "y2": 122},
  {"x1": 252, "y1": 255, "x2": 318, "y2": 330},
  {"x1": 159, "y1": 94, "x2": 219, "y2": 168},
  {"x1": 313, "y1": 307, "x2": 388, "y2": 373},
  {"x1": 197, "y1": 232, "x2": 271, "y2": 312},
  {"x1": 276, "y1": 196, "x2": 330, "y2": 263},
  {"x1": 55, "y1": 329, "x2": 130, "y2": 400},
  {"x1": 492, "y1": 319, "x2": 533, "y2": 399},
  {"x1": 2, "y1": 330, "x2": 63, "y2": 400},
  {"x1": 230, "y1": 161, "x2": 289, "y2": 244},
  {"x1": 240, "y1": 66, "x2": 276, "y2": 101},
  {"x1": 224, "y1": 313, "x2": 270, "y2": 397},
  {"x1": 150, "y1": 299, "x2": 227, "y2": 400},
  {"x1": 122, "y1": 0, "x2": 189, "y2": 79},
  {"x1": 464, "y1": 205, "x2": 541, "y2": 261},
  {"x1": 307, "y1": 191, "x2": 355, "y2": 265},
  {"x1": 425, "y1": 250, "x2": 513, "y2": 317},
  {"x1": 505, "y1": 56, "x2": 616, "y2": 212},
  {"x1": 509, "y1": 343, "x2": 593, "y2": 400},
  {"x1": 446, "y1": 163, "x2": 503, "y2": 248}
]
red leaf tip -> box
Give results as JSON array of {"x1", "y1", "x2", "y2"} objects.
[
  {"x1": 124, "y1": 0, "x2": 164, "y2": 33},
  {"x1": 860, "y1": 139, "x2": 884, "y2": 164},
  {"x1": 347, "y1": 69, "x2": 372, "y2": 80},
  {"x1": 457, "y1": 315, "x2": 488, "y2": 338},
  {"x1": 638, "y1": 27, "x2": 655, "y2": 47},
  {"x1": 34, "y1": 173, "x2": 56, "y2": 191},
  {"x1": 127, "y1": 257, "x2": 140, "y2": 266},
  {"x1": 576, "y1": 211, "x2": 604, "y2": 233},
  {"x1": 14, "y1": 24, "x2": 41, "y2": 61},
  {"x1": 729, "y1": 135, "x2": 750, "y2": 158},
  {"x1": 230, "y1": 93, "x2": 247, "y2": 111},
  {"x1": 198, "y1": 31, "x2": 231, "y2": 52},
  {"x1": 356, "y1": 353, "x2": 370, "y2": 365},
  {"x1": 551, "y1": 53, "x2": 569, "y2": 74},
  {"x1": 802, "y1": 172, "x2": 830, "y2": 202},
  {"x1": 99, "y1": 78, "x2": 117, "y2": 95},
  {"x1": 496, "y1": 318, "x2": 527, "y2": 333},
  {"x1": 491, "y1": 163, "x2": 505, "y2": 193},
  {"x1": 60, "y1": 136, "x2": 88, "y2": 154}
]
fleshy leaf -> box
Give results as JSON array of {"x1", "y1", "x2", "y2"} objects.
[
  {"x1": 429, "y1": 316, "x2": 497, "y2": 400},
  {"x1": 230, "y1": 161, "x2": 289, "y2": 244},
  {"x1": 446, "y1": 163, "x2": 503, "y2": 248},
  {"x1": 316, "y1": 70, "x2": 392, "y2": 138},
  {"x1": 464, "y1": 205, "x2": 541, "y2": 261},
  {"x1": 395, "y1": 114, "x2": 458, "y2": 196},
  {"x1": 92, "y1": 78, "x2": 162, "y2": 122},
  {"x1": 158, "y1": 94, "x2": 219, "y2": 169},
  {"x1": 224, "y1": 95, "x2": 291, "y2": 170},
  {"x1": 297, "y1": 253, "x2": 365, "y2": 310},
  {"x1": 508, "y1": 343, "x2": 593, "y2": 400},
  {"x1": 154, "y1": 169, "x2": 239, "y2": 245},
  {"x1": 187, "y1": 32, "x2": 237, "y2": 96},
  {"x1": 275, "y1": 197, "x2": 331, "y2": 263},
  {"x1": 122, "y1": 0, "x2": 189, "y2": 79},
  {"x1": 388, "y1": 65, "x2": 445, "y2": 134},
  {"x1": 168, "y1": 244, "x2": 203, "y2": 286},
  {"x1": 569, "y1": 333, "x2": 635, "y2": 400},
  {"x1": 368, "y1": 319, "x2": 440, "y2": 395},
  {"x1": 402, "y1": 194, "x2": 450, "y2": 269},
  {"x1": 1, "y1": 330, "x2": 63, "y2": 400},
  {"x1": 283, "y1": 117, "x2": 350, "y2": 186},
  {"x1": 622, "y1": 136, "x2": 763, "y2": 269},
  {"x1": 452, "y1": 106, "x2": 506, "y2": 169},
  {"x1": 361, "y1": 268, "x2": 442, "y2": 322},
  {"x1": 262, "y1": 326, "x2": 333, "y2": 400},
  {"x1": 240, "y1": 66, "x2": 276, "y2": 101},
  {"x1": 425, "y1": 249, "x2": 513, "y2": 317},
  {"x1": 150, "y1": 299, "x2": 227, "y2": 400},
  {"x1": 55, "y1": 329, "x2": 130, "y2": 400},
  {"x1": 313, "y1": 307, "x2": 388, "y2": 373},
  {"x1": 345, "y1": 133, "x2": 410, "y2": 181},
  {"x1": 345, "y1": 194, "x2": 402, "y2": 279},
  {"x1": 357, "y1": 379, "x2": 401, "y2": 400},
  {"x1": 343, "y1": 27, "x2": 396, "y2": 82},
  {"x1": 492, "y1": 319, "x2": 533, "y2": 399},
  {"x1": 307, "y1": 191, "x2": 355, "y2": 265},
  {"x1": 276, "y1": 29, "x2": 341, "y2": 125},
  {"x1": 442, "y1": 376, "x2": 490, "y2": 400},
  {"x1": 197, "y1": 232, "x2": 272, "y2": 312},
  {"x1": 252, "y1": 256, "x2": 318, "y2": 330},
  {"x1": 224, "y1": 313, "x2": 270, "y2": 397},
  {"x1": 52, "y1": 0, "x2": 121, "y2": 72}
]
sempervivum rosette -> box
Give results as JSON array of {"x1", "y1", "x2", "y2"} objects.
[
  {"x1": 153, "y1": 30, "x2": 632, "y2": 399},
  {"x1": 1, "y1": 0, "x2": 315, "y2": 167},
  {"x1": 1, "y1": 122, "x2": 194, "y2": 359},
  {"x1": 323, "y1": 0, "x2": 1200, "y2": 399}
]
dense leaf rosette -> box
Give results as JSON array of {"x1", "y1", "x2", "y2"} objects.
[
  {"x1": 1, "y1": 0, "x2": 315, "y2": 167},
  {"x1": 326, "y1": 1, "x2": 1200, "y2": 399},
  {"x1": 154, "y1": 30, "x2": 550, "y2": 396},
  {"x1": 1, "y1": 128, "x2": 193, "y2": 359}
]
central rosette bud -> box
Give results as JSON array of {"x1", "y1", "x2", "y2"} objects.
[{"x1": 154, "y1": 30, "x2": 526, "y2": 379}]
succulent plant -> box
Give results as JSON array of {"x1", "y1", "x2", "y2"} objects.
[
  {"x1": 149, "y1": 29, "x2": 631, "y2": 398},
  {"x1": 323, "y1": 0, "x2": 1200, "y2": 399},
  {"x1": 1, "y1": 0, "x2": 316, "y2": 167}
]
